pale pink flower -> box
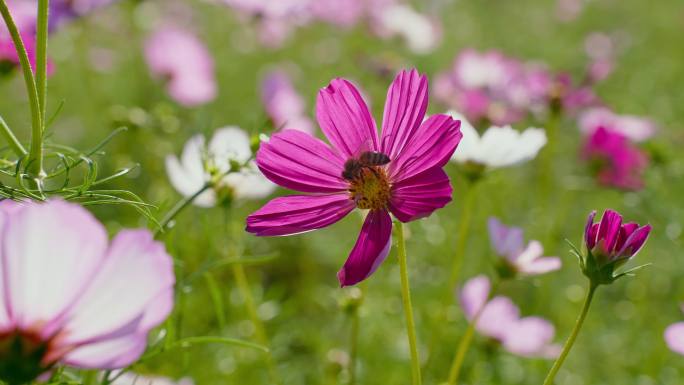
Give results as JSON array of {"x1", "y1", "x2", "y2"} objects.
[
  {"x1": 665, "y1": 305, "x2": 684, "y2": 356},
  {"x1": 460, "y1": 275, "x2": 560, "y2": 359},
  {"x1": 579, "y1": 107, "x2": 656, "y2": 142},
  {"x1": 0, "y1": 200, "x2": 174, "y2": 383},
  {"x1": 488, "y1": 217, "x2": 561, "y2": 277},
  {"x1": 261, "y1": 70, "x2": 314, "y2": 134},
  {"x1": 110, "y1": 372, "x2": 194, "y2": 385},
  {"x1": 144, "y1": 27, "x2": 217, "y2": 107}
]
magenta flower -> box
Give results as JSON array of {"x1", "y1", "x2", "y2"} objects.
[
  {"x1": 582, "y1": 126, "x2": 648, "y2": 190},
  {"x1": 584, "y1": 209, "x2": 651, "y2": 266},
  {"x1": 1, "y1": 0, "x2": 54, "y2": 75},
  {"x1": 144, "y1": 27, "x2": 217, "y2": 107},
  {"x1": 488, "y1": 217, "x2": 561, "y2": 278},
  {"x1": 664, "y1": 305, "x2": 684, "y2": 356},
  {"x1": 0, "y1": 200, "x2": 174, "y2": 383},
  {"x1": 246, "y1": 69, "x2": 462, "y2": 286},
  {"x1": 261, "y1": 70, "x2": 314, "y2": 134},
  {"x1": 460, "y1": 276, "x2": 560, "y2": 358}
]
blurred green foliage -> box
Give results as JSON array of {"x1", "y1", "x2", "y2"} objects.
[{"x1": 2, "y1": 0, "x2": 684, "y2": 384}]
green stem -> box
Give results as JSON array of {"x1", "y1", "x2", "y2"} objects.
[
  {"x1": 448, "y1": 181, "x2": 478, "y2": 288},
  {"x1": 349, "y1": 299, "x2": 360, "y2": 385},
  {"x1": 231, "y1": 262, "x2": 280, "y2": 385},
  {"x1": 0, "y1": 0, "x2": 43, "y2": 178},
  {"x1": 542, "y1": 282, "x2": 598, "y2": 385},
  {"x1": 36, "y1": 0, "x2": 49, "y2": 123},
  {"x1": 396, "y1": 222, "x2": 422, "y2": 385},
  {"x1": 445, "y1": 280, "x2": 498, "y2": 384},
  {"x1": 446, "y1": 320, "x2": 476, "y2": 384},
  {"x1": 541, "y1": 110, "x2": 560, "y2": 200},
  {"x1": 155, "y1": 183, "x2": 212, "y2": 237},
  {"x1": 0, "y1": 115, "x2": 27, "y2": 157}
]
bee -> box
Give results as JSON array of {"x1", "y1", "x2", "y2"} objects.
[{"x1": 342, "y1": 151, "x2": 391, "y2": 181}]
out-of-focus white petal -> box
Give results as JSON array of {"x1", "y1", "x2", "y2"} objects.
[
  {"x1": 208, "y1": 126, "x2": 252, "y2": 169},
  {"x1": 59, "y1": 230, "x2": 174, "y2": 347},
  {"x1": 2, "y1": 200, "x2": 108, "y2": 333},
  {"x1": 476, "y1": 296, "x2": 520, "y2": 340},
  {"x1": 502, "y1": 316, "x2": 559, "y2": 359},
  {"x1": 378, "y1": 5, "x2": 439, "y2": 54},
  {"x1": 448, "y1": 111, "x2": 480, "y2": 163}
]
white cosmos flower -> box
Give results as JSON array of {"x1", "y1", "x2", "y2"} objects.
[
  {"x1": 110, "y1": 372, "x2": 193, "y2": 385},
  {"x1": 377, "y1": 5, "x2": 439, "y2": 54},
  {"x1": 165, "y1": 126, "x2": 275, "y2": 207},
  {"x1": 448, "y1": 111, "x2": 547, "y2": 168}
]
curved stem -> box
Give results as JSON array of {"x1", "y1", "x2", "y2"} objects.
[
  {"x1": 155, "y1": 183, "x2": 212, "y2": 237},
  {"x1": 36, "y1": 0, "x2": 49, "y2": 123},
  {"x1": 542, "y1": 282, "x2": 598, "y2": 385},
  {"x1": 396, "y1": 222, "x2": 422, "y2": 385},
  {"x1": 0, "y1": 0, "x2": 44, "y2": 178},
  {"x1": 0, "y1": 115, "x2": 27, "y2": 157}
]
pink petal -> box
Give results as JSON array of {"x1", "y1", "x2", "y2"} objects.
[
  {"x1": 337, "y1": 210, "x2": 393, "y2": 287},
  {"x1": 59, "y1": 230, "x2": 174, "y2": 347},
  {"x1": 584, "y1": 210, "x2": 597, "y2": 249},
  {"x1": 61, "y1": 333, "x2": 148, "y2": 369},
  {"x1": 388, "y1": 167, "x2": 452, "y2": 222},
  {"x1": 596, "y1": 209, "x2": 622, "y2": 255},
  {"x1": 316, "y1": 78, "x2": 379, "y2": 157},
  {"x1": 618, "y1": 224, "x2": 651, "y2": 258},
  {"x1": 459, "y1": 275, "x2": 491, "y2": 320},
  {"x1": 246, "y1": 194, "x2": 354, "y2": 236},
  {"x1": 256, "y1": 130, "x2": 349, "y2": 193},
  {"x1": 388, "y1": 113, "x2": 462, "y2": 180},
  {"x1": 665, "y1": 323, "x2": 684, "y2": 356},
  {"x1": 379, "y1": 69, "x2": 429, "y2": 160},
  {"x1": 487, "y1": 217, "x2": 524, "y2": 260},
  {"x1": 502, "y1": 316, "x2": 558, "y2": 358},
  {"x1": 0, "y1": 201, "x2": 18, "y2": 331},
  {"x1": 477, "y1": 296, "x2": 520, "y2": 340},
  {"x1": 2, "y1": 200, "x2": 108, "y2": 334},
  {"x1": 519, "y1": 256, "x2": 562, "y2": 275}
]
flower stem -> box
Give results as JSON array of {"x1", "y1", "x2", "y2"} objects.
[
  {"x1": 349, "y1": 289, "x2": 362, "y2": 385},
  {"x1": 36, "y1": 0, "x2": 49, "y2": 122},
  {"x1": 446, "y1": 320, "x2": 476, "y2": 384},
  {"x1": 396, "y1": 222, "x2": 422, "y2": 385},
  {"x1": 0, "y1": 115, "x2": 27, "y2": 157},
  {"x1": 445, "y1": 280, "x2": 499, "y2": 384},
  {"x1": 542, "y1": 282, "x2": 598, "y2": 385},
  {"x1": 0, "y1": 0, "x2": 43, "y2": 178},
  {"x1": 155, "y1": 182, "x2": 212, "y2": 237},
  {"x1": 448, "y1": 180, "x2": 478, "y2": 288}
]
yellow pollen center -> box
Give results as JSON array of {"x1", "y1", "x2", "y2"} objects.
[{"x1": 348, "y1": 167, "x2": 391, "y2": 210}]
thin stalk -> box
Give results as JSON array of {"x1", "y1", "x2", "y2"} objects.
[
  {"x1": 225, "y1": 209, "x2": 281, "y2": 385},
  {"x1": 349, "y1": 299, "x2": 360, "y2": 385},
  {"x1": 0, "y1": 115, "x2": 27, "y2": 157},
  {"x1": 396, "y1": 222, "x2": 422, "y2": 385},
  {"x1": 155, "y1": 182, "x2": 212, "y2": 237},
  {"x1": 542, "y1": 282, "x2": 598, "y2": 385},
  {"x1": 423, "y1": 180, "x2": 480, "y2": 371},
  {"x1": 0, "y1": 0, "x2": 43, "y2": 177},
  {"x1": 448, "y1": 180, "x2": 478, "y2": 288},
  {"x1": 35, "y1": 0, "x2": 49, "y2": 124},
  {"x1": 445, "y1": 280, "x2": 498, "y2": 384},
  {"x1": 541, "y1": 109, "x2": 560, "y2": 200}
]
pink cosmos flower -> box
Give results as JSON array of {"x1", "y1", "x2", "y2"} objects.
[
  {"x1": 261, "y1": 70, "x2": 314, "y2": 134},
  {"x1": 246, "y1": 69, "x2": 462, "y2": 287},
  {"x1": 459, "y1": 276, "x2": 560, "y2": 358},
  {"x1": 144, "y1": 27, "x2": 217, "y2": 107},
  {"x1": 1, "y1": 0, "x2": 55, "y2": 75},
  {"x1": 488, "y1": 217, "x2": 561, "y2": 277},
  {"x1": 664, "y1": 305, "x2": 684, "y2": 356},
  {"x1": 579, "y1": 107, "x2": 656, "y2": 142},
  {"x1": 584, "y1": 209, "x2": 651, "y2": 265},
  {"x1": 582, "y1": 127, "x2": 648, "y2": 190},
  {"x1": 0, "y1": 200, "x2": 174, "y2": 384}
]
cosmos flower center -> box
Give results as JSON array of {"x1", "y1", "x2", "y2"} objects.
[
  {"x1": 348, "y1": 167, "x2": 392, "y2": 210},
  {"x1": 0, "y1": 331, "x2": 50, "y2": 385}
]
